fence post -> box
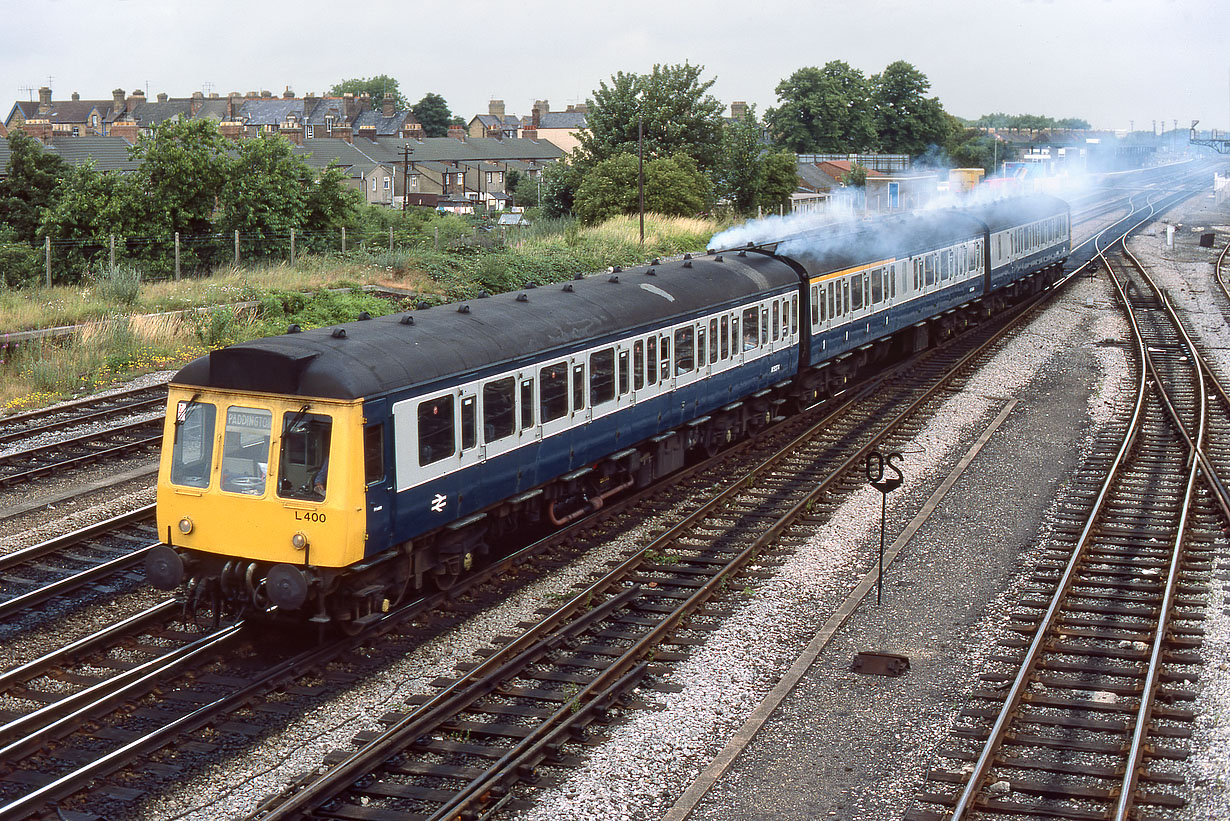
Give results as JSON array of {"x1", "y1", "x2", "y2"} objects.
[
  {"x1": 234, "y1": 230, "x2": 240, "y2": 266},
  {"x1": 109, "y1": 235, "x2": 115, "y2": 269},
  {"x1": 341, "y1": 226, "x2": 346, "y2": 253},
  {"x1": 389, "y1": 226, "x2": 393, "y2": 252},
  {"x1": 45, "y1": 236, "x2": 51, "y2": 286},
  {"x1": 290, "y1": 228, "x2": 296, "y2": 266},
  {"x1": 434, "y1": 226, "x2": 439, "y2": 251},
  {"x1": 174, "y1": 232, "x2": 181, "y2": 280}
]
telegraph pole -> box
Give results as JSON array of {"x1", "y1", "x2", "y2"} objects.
[{"x1": 401, "y1": 144, "x2": 413, "y2": 211}]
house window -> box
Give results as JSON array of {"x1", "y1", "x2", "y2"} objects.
[
  {"x1": 307, "y1": 125, "x2": 314, "y2": 138},
  {"x1": 410, "y1": 175, "x2": 419, "y2": 191},
  {"x1": 72, "y1": 127, "x2": 80, "y2": 137},
  {"x1": 486, "y1": 172, "x2": 493, "y2": 185},
  {"x1": 371, "y1": 178, "x2": 377, "y2": 192},
  {"x1": 383, "y1": 177, "x2": 391, "y2": 190},
  {"x1": 91, "y1": 114, "x2": 98, "y2": 127},
  {"x1": 325, "y1": 116, "x2": 334, "y2": 132}
]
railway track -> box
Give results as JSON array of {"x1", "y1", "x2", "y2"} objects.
[
  {"x1": 0, "y1": 383, "x2": 167, "y2": 446},
  {"x1": 0, "y1": 506, "x2": 157, "y2": 625},
  {"x1": 908, "y1": 189, "x2": 1228, "y2": 820}
]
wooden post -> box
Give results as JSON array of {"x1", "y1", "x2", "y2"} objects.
[
  {"x1": 174, "y1": 232, "x2": 181, "y2": 280},
  {"x1": 109, "y1": 234, "x2": 115, "y2": 268},
  {"x1": 234, "y1": 230, "x2": 240, "y2": 266},
  {"x1": 388, "y1": 226, "x2": 393, "y2": 252},
  {"x1": 433, "y1": 226, "x2": 439, "y2": 251},
  {"x1": 45, "y1": 236, "x2": 51, "y2": 286},
  {"x1": 290, "y1": 228, "x2": 296, "y2": 266},
  {"x1": 341, "y1": 226, "x2": 346, "y2": 253}
]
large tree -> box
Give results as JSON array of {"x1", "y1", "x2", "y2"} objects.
[
  {"x1": 217, "y1": 136, "x2": 311, "y2": 258},
  {"x1": 766, "y1": 62, "x2": 877, "y2": 154},
  {"x1": 38, "y1": 160, "x2": 141, "y2": 276},
  {"x1": 0, "y1": 131, "x2": 68, "y2": 243},
  {"x1": 871, "y1": 61, "x2": 953, "y2": 156},
  {"x1": 573, "y1": 152, "x2": 712, "y2": 225},
  {"x1": 576, "y1": 63, "x2": 726, "y2": 172},
  {"x1": 715, "y1": 106, "x2": 798, "y2": 215},
  {"x1": 328, "y1": 75, "x2": 407, "y2": 109},
  {"x1": 412, "y1": 93, "x2": 453, "y2": 138},
  {"x1": 128, "y1": 118, "x2": 231, "y2": 238}
]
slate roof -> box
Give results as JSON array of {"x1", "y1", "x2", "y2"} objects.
[
  {"x1": 304, "y1": 98, "x2": 350, "y2": 125},
  {"x1": 8, "y1": 99, "x2": 115, "y2": 126},
  {"x1": 352, "y1": 110, "x2": 415, "y2": 136},
  {"x1": 233, "y1": 99, "x2": 304, "y2": 126},
  {"x1": 537, "y1": 111, "x2": 586, "y2": 130},
  {"x1": 131, "y1": 101, "x2": 193, "y2": 127},
  {"x1": 367, "y1": 136, "x2": 562, "y2": 163},
  {"x1": 291, "y1": 139, "x2": 382, "y2": 170},
  {"x1": 47, "y1": 136, "x2": 141, "y2": 172}
]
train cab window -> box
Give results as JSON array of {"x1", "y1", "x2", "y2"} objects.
[
  {"x1": 540, "y1": 362, "x2": 568, "y2": 422},
  {"x1": 483, "y1": 378, "x2": 516, "y2": 442},
  {"x1": 220, "y1": 406, "x2": 272, "y2": 495},
  {"x1": 590, "y1": 348, "x2": 615, "y2": 406},
  {"x1": 170, "y1": 399, "x2": 216, "y2": 489},
  {"x1": 520, "y1": 379, "x2": 535, "y2": 430},
  {"x1": 674, "y1": 327, "x2": 695, "y2": 374},
  {"x1": 618, "y1": 350, "x2": 630, "y2": 395},
  {"x1": 364, "y1": 424, "x2": 383, "y2": 485},
  {"x1": 277, "y1": 410, "x2": 333, "y2": 500},
  {"x1": 871, "y1": 270, "x2": 883, "y2": 303},
  {"x1": 660, "y1": 336, "x2": 671, "y2": 381},
  {"x1": 647, "y1": 337, "x2": 658, "y2": 383},
  {"x1": 418, "y1": 396, "x2": 455, "y2": 466},
  {"x1": 741, "y1": 307, "x2": 758, "y2": 350},
  {"x1": 721, "y1": 316, "x2": 730, "y2": 358},
  {"x1": 697, "y1": 326, "x2": 707, "y2": 367},
  {"x1": 709, "y1": 319, "x2": 718, "y2": 362},
  {"x1": 633, "y1": 340, "x2": 645, "y2": 390},
  {"x1": 572, "y1": 364, "x2": 586, "y2": 411}
]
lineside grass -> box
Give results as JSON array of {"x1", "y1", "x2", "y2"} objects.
[{"x1": 0, "y1": 212, "x2": 727, "y2": 411}]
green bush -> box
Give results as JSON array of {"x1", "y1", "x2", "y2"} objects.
[
  {"x1": 93, "y1": 264, "x2": 142, "y2": 306},
  {"x1": 0, "y1": 228, "x2": 44, "y2": 288}
]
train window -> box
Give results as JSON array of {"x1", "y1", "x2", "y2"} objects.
[
  {"x1": 850, "y1": 277, "x2": 862, "y2": 312},
  {"x1": 540, "y1": 362, "x2": 568, "y2": 422},
  {"x1": 221, "y1": 406, "x2": 272, "y2": 495},
  {"x1": 590, "y1": 348, "x2": 615, "y2": 406},
  {"x1": 697, "y1": 326, "x2": 707, "y2": 367},
  {"x1": 460, "y1": 397, "x2": 476, "y2": 451},
  {"x1": 520, "y1": 379, "x2": 535, "y2": 430},
  {"x1": 364, "y1": 424, "x2": 383, "y2": 485},
  {"x1": 278, "y1": 411, "x2": 332, "y2": 499},
  {"x1": 709, "y1": 319, "x2": 718, "y2": 362},
  {"x1": 170, "y1": 400, "x2": 216, "y2": 489},
  {"x1": 721, "y1": 316, "x2": 730, "y2": 359},
  {"x1": 789, "y1": 296, "x2": 797, "y2": 335},
  {"x1": 731, "y1": 317, "x2": 740, "y2": 353},
  {"x1": 741, "y1": 307, "x2": 758, "y2": 350},
  {"x1": 871, "y1": 270, "x2": 883, "y2": 303},
  {"x1": 674, "y1": 327, "x2": 694, "y2": 374},
  {"x1": 660, "y1": 336, "x2": 671, "y2": 381},
  {"x1": 483, "y1": 378, "x2": 516, "y2": 442},
  {"x1": 634, "y1": 340, "x2": 645, "y2": 390},
  {"x1": 842, "y1": 280, "x2": 850, "y2": 315},
  {"x1": 771, "y1": 302, "x2": 780, "y2": 341},
  {"x1": 891, "y1": 266, "x2": 898, "y2": 298},
  {"x1": 924, "y1": 255, "x2": 935, "y2": 287},
  {"x1": 647, "y1": 337, "x2": 658, "y2": 383},
  {"x1": 618, "y1": 350, "x2": 630, "y2": 395},
  {"x1": 818, "y1": 286, "x2": 826, "y2": 322},
  {"x1": 761, "y1": 307, "x2": 769, "y2": 344},
  {"x1": 418, "y1": 396, "x2": 455, "y2": 466},
  {"x1": 572, "y1": 364, "x2": 586, "y2": 411},
  {"x1": 828, "y1": 282, "x2": 837, "y2": 317},
  {"x1": 811, "y1": 286, "x2": 819, "y2": 325}
]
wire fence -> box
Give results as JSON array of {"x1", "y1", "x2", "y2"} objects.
[{"x1": 0, "y1": 223, "x2": 499, "y2": 287}]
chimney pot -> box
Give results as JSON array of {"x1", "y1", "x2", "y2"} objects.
[
  {"x1": 382, "y1": 93, "x2": 395, "y2": 118},
  {"x1": 71, "y1": 91, "x2": 80, "y2": 102},
  {"x1": 283, "y1": 86, "x2": 294, "y2": 99},
  {"x1": 260, "y1": 89, "x2": 272, "y2": 98},
  {"x1": 731, "y1": 101, "x2": 748, "y2": 120},
  {"x1": 157, "y1": 92, "x2": 168, "y2": 103},
  {"x1": 489, "y1": 99, "x2": 505, "y2": 119},
  {"x1": 112, "y1": 89, "x2": 126, "y2": 114},
  {"x1": 37, "y1": 86, "x2": 51, "y2": 113}
]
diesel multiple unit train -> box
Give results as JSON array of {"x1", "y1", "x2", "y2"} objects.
[{"x1": 147, "y1": 194, "x2": 1071, "y2": 628}]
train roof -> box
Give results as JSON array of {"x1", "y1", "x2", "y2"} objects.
[
  {"x1": 961, "y1": 193, "x2": 1069, "y2": 232},
  {"x1": 172, "y1": 252, "x2": 801, "y2": 401}
]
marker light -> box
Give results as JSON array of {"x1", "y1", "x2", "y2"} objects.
[
  {"x1": 178, "y1": 517, "x2": 193, "y2": 535},
  {"x1": 291, "y1": 531, "x2": 309, "y2": 550}
]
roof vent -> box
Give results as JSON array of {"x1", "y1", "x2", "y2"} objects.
[
  {"x1": 746, "y1": 242, "x2": 754, "y2": 248},
  {"x1": 646, "y1": 268, "x2": 656, "y2": 276},
  {"x1": 652, "y1": 258, "x2": 661, "y2": 265},
  {"x1": 417, "y1": 301, "x2": 432, "y2": 310},
  {"x1": 683, "y1": 260, "x2": 693, "y2": 268},
  {"x1": 573, "y1": 273, "x2": 584, "y2": 280},
  {"x1": 331, "y1": 328, "x2": 347, "y2": 339},
  {"x1": 715, "y1": 255, "x2": 724, "y2": 262},
  {"x1": 287, "y1": 324, "x2": 301, "y2": 334},
  {"x1": 525, "y1": 282, "x2": 537, "y2": 289},
  {"x1": 738, "y1": 249, "x2": 747, "y2": 257},
  {"x1": 358, "y1": 311, "x2": 372, "y2": 320},
  {"x1": 563, "y1": 283, "x2": 574, "y2": 292},
  {"x1": 611, "y1": 265, "x2": 622, "y2": 273},
  {"x1": 478, "y1": 290, "x2": 490, "y2": 298},
  {"x1": 516, "y1": 293, "x2": 529, "y2": 302},
  {"x1": 457, "y1": 304, "x2": 471, "y2": 314},
  {"x1": 399, "y1": 315, "x2": 415, "y2": 325},
  {"x1": 608, "y1": 275, "x2": 619, "y2": 283},
  {"x1": 683, "y1": 253, "x2": 692, "y2": 260}
]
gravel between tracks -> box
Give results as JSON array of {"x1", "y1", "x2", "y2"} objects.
[{"x1": 1128, "y1": 189, "x2": 1230, "y2": 821}]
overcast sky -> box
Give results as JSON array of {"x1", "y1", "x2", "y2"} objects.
[{"x1": 3, "y1": 0, "x2": 1227, "y2": 134}]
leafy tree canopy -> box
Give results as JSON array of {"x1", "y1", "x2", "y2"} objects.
[
  {"x1": 574, "y1": 152, "x2": 712, "y2": 225},
  {"x1": 0, "y1": 131, "x2": 69, "y2": 243},
  {"x1": 412, "y1": 93, "x2": 454, "y2": 138},
  {"x1": 539, "y1": 161, "x2": 582, "y2": 219},
  {"x1": 129, "y1": 118, "x2": 231, "y2": 237},
  {"x1": 766, "y1": 62, "x2": 877, "y2": 154},
  {"x1": 577, "y1": 63, "x2": 726, "y2": 172},
  {"x1": 964, "y1": 112, "x2": 1091, "y2": 131},
  {"x1": 328, "y1": 75, "x2": 407, "y2": 109},
  {"x1": 715, "y1": 105, "x2": 797, "y2": 215},
  {"x1": 871, "y1": 61, "x2": 954, "y2": 157}
]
